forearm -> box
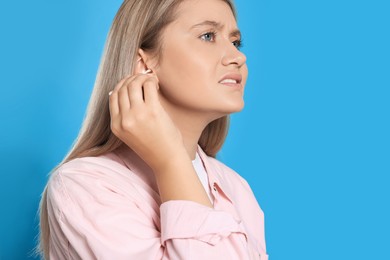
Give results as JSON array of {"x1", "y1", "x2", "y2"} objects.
[
  {"x1": 109, "y1": 72, "x2": 212, "y2": 208},
  {"x1": 153, "y1": 153, "x2": 213, "y2": 208}
]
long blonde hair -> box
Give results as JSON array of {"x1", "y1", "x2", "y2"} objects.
[{"x1": 37, "y1": 0, "x2": 237, "y2": 258}]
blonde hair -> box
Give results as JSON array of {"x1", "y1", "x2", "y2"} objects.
[{"x1": 37, "y1": 0, "x2": 236, "y2": 258}]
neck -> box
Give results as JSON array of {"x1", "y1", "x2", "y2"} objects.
[
  {"x1": 180, "y1": 122, "x2": 205, "y2": 161},
  {"x1": 173, "y1": 112, "x2": 210, "y2": 160},
  {"x1": 160, "y1": 103, "x2": 220, "y2": 161}
]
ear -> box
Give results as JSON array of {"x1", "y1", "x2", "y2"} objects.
[{"x1": 134, "y1": 49, "x2": 150, "y2": 74}]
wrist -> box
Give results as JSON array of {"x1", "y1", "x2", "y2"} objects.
[{"x1": 151, "y1": 147, "x2": 192, "y2": 176}]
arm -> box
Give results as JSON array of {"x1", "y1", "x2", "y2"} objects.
[
  {"x1": 45, "y1": 71, "x2": 254, "y2": 259},
  {"x1": 47, "y1": 164, "x2": 251, "y2": 259},
  {"x1": 109, "y1": 72, "x2": 212, "y2": 208}
]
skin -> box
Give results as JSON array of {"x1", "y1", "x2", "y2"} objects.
[{"x1": 109, "y1": 0, "x2": 247, "y2": 208}]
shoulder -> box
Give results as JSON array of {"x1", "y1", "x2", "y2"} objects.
[
  {"x1": 54, "y1": 152, "x2": 126, "y2": 177},
  {"x1": 46, "y1": 152, "x2": 134, "y2": 209},
  {"x1": 49, "y1": 152, "x2": 128, "y2": 187}
]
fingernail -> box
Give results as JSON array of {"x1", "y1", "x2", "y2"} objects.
[
  {"x1": 109, "y1": 91, "x2": 113, "y2": 96},
  {"x1": 143, "y1": 69, "x2": 152, "y2": 74}
]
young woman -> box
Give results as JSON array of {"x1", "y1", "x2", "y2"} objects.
[{"x1": 38, "y1": 0, "x2": 268, "y2": 259}]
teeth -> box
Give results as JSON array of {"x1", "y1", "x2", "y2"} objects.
[{"x1": 220, "y1": 79, "x2": 237, "y2": 84}]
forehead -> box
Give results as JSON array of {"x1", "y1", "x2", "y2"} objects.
[{"x1": 173, "y1": 0, "x2": 237, "y2": 29}]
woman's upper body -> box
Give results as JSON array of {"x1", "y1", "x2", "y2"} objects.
[
  {"x1": 39, "y1": 0, "x2": 268, "y2": 259},
  {"x1": 46, "y1": 145, "x2": 268, "y2": 259}
]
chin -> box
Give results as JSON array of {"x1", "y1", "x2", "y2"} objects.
[
  {"x1": 217, "y1": 100, "x2": 245, "y2": 115},
  {"x1": 229, "y1": 98, "x2": 245, "y2": 112}
]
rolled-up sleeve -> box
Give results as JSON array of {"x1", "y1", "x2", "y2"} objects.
[
  {"x1": 47, "y1": 168, "x2": 256, "y2": 259},
  {"x1": 160, "y1": 200, "x2": 252, "y2": 259},
  {"x1": 161, "y1": 200, "x2": 247, "y2": 246}
]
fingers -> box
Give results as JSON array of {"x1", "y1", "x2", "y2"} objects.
[
  {"x1": 108, "y1": 76, "x2": 130, "y2": 118},
  {"x1": 109, "y1": 92, "x2": 119, "y2": 119},
  {"x1": 109, "y1": 73, "x2": 159, "y2": 114},
  {"x1": 118, "y1": 80, "x2": 131, "y2": 112},
  {"x1": 126, "y1": 74, "x2": 152, "y2": 106},
  {"x1": 143, "y1": 79, "x2": 159, "y2": 104},
  {"x1": 128, "y1": 79, "x2": 144, "y2": 106}
]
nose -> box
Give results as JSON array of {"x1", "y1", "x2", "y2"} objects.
[{"x1": 221, "y1": 41, "x2": 247, "y2": 68}]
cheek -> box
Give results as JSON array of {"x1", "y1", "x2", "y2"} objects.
[{"x1": 158, "y1": 44, "x2": 215, "y2": 94}]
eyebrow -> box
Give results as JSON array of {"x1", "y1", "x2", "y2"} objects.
[{"x1": 190, "y1": 20, "x2": 241, "y2": 38}]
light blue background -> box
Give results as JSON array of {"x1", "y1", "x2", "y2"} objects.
[{"x1": 0, "y1": 0, "x2": 389, "y2": 259}]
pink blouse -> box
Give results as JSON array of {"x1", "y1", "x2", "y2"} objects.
[{"x1": 46, "y1": 146, "x2": 268, "y2": 259}]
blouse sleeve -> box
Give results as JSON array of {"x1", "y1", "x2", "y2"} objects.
[{"x1": 46, "y1": 168, "x2": 253, "y2": 260}]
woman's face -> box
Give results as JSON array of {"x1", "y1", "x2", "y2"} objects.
[{"x1": 153, "y1": 0, "x2": 248, "y2": 121}]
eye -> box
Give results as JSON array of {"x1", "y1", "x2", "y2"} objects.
[
  {"x1": 200, "y1": 32, "x2": 216, "y2": 42},
  {"x1": 233, "y1": 39, "x2": 243, "y2": 49}
]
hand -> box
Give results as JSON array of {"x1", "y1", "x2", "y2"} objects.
[
  {"x1": 109, "y1": 72, "x2": 212, "y2": 208},
  {"x1": 108, "y1": 72, "x2": 185, "y2": 172}
]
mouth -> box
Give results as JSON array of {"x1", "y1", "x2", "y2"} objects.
[{"x1": 219, "y1": 73, "x2": 243, "y2": 89}]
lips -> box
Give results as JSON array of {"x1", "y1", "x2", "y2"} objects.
[
  {"x1": 220, "y1": 79, "x2": 238, "y2": 84},
  {"x1": 219, "y1": 73, "x2": 243, "y2": 88}
]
